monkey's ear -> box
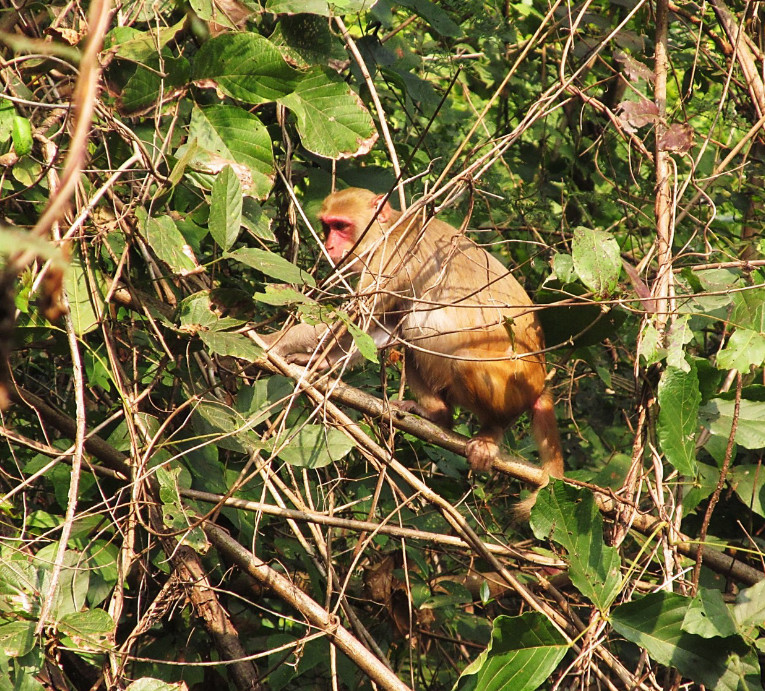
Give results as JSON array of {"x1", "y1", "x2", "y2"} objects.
[{"x1": 372, "y1": 194, "x2": 392, "y2": 222}]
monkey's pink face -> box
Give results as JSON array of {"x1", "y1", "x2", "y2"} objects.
[{"x1": 321, "y1": 215, "x2": 355, "y2": 263}]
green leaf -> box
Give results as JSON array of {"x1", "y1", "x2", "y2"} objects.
[
  {"x1": 253, "y1": 285, "x2": 313, "y2": 306},
  {"x1": 199, "y1": 330, "x2": 263, "y2": 361},
  {"x1": 678, "y1": 268, "x2": 737, "y2": 318},
  {"x1": 126, "y1": 678, "x2": 186, "y2": 691},
  {"x1": 235, "y1": 376, "x2": 295, "y2": 425},
  {"x1": 638, "y1": 322, "x2": 664, "y2": 365},
  {"x1": 35, "y1": 547, "x2": 89, "y2": 620},
  {"x1": 717, "y1": 329, "x2": 765, "y2": 371},
  {"x1": 347, "y1": 322, "x2": 378, "y2": 363},
  {"x1": 178, "y1": 292, "x2": 245, "y2": 332},
  {"x1": 58, "y1": 609, "x2": 114, "y2": 651},
  {"x1": 657, "y1": 363, "x2": 700, "y2": 476},
  {"x1": 611, "y1": 591, "x2": 761, "y2": 691},
  {"x1": 121, "y1": 54, "x2": 190, "y2": 113},
  {"x1": 458, "y1": 613, "x2": 568, "y2": 691},
  {"x1": 397, "y1": 0, "x2": 462, "y2": 37},
  {"x1": 279, "y1": 68, "x2": 377, "y2": 159},
  {"x1": 530, "y1": 483, "x2": 622, "y2": 610},
  {"x1": 227, "y1": 247, "x2": 315, "y2": 286},
  {"x1": 242, "y1": 196, "x2": 275, "y2": 240},
  {"x1": 731, "y1": 286, "x2": 765, "y2": 333},
  {"x1": 11, "y1": 115, "x2": 32, "y2": 156},
  {"x1": 265, "y1": 0, "x2": 370, "y2": 15},
  {"x1": 189, "y1": 0, "x2": 237, "y2": 28},
  {"x1": 0, "y1": 99, "x2": 12, "y2": 141},
  {"x1": 0, "y1": 621, "x2": 35, "y2": 657},
  {"x1": 191, "y1": 397, "x2": 265, "y2": 453},
  {"x1": 275, "y1": 424, "x2": 355, "y2": 468},
  {"x1": 142, "y1": 213, "x2": 197, "y2": 275},
  {"x1": 269, "y1": 13, "x2": 333, "y2": 68},
  {"x1": 175, "y1": 105, "x2": 275, "y2": 198},
  {"x1": 665, "y1": 315, "x2": 693, "y2": 372},
  {"x1": 571, "y1": 227, "x2": 621, "y2": 297},
  {"x1": 192, "y1": 33, "x2": 300, "y2": 103},
  {"x1": 683, "y1": 589, "x2": 737, "y2": 639},
  {"x1": 105, "y1": 21, "x2": 185, "y2": 61},
  {"x1": 64, "y1": 251, "x2": 102, "y2": 336},
  {"x1": 209, "y1": 166, "x2": 243, "y2": 251},
  {"x1": 550, "y1": 253, "x2": 575, "y2": 283},
  {"x1": 731, "y1": 579, "x2": 765, "y2": 630},
  {"x1": 729, "y1": 465, "x2": 765, "y2": 517},
  {"x1": 700, "y1": 396, "x2": 765, "y2": 449}
]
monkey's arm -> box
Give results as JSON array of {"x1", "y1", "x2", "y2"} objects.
[{"x1": 260, "y1": 313, "x2": 399, "y2": 370}]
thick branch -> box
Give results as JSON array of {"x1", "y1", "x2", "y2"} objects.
[{"x1": 205, "y1": 522, "x2": 412, "y2": 691}]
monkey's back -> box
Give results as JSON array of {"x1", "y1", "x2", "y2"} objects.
[{"x1": 400, "y1": 219, "x2": 547, "y2": 423}]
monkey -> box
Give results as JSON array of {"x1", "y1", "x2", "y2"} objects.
[{"x1": 263, "y1": 188, "x2": 563, "y2": 511}]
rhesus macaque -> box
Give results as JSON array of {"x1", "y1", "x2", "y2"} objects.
[{"x1": 264, "y1": 188, "x2": 563, "y2": 503}]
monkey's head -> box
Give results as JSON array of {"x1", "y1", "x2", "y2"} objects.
[{"x1": 319, "y1": 188, "x2": 394, "y2": 265}]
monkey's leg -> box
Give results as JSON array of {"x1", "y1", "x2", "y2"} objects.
[
  {"x1": 530, "y1": 390, "x2": 564, "y2": 478},
  {"x1": 393, "y1": 352, "x2": 454, "y2": 428}
]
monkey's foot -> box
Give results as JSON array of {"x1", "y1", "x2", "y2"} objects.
[
  {"x1": 391, "y1": 400, "x2": 453, "y2": 428},
  {"x1": 390, "y1": 399, "x2": 419, "y2": 415},
  {"x1": 286, "y1": 353, "x2": 330, "y2": 369},
  {"x1": 465, "y1": 437, "x2": 499, "y2": 473}
]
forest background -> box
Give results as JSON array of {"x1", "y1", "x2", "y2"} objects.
[{"x1": 1, "y1": 0, "x2": 765, "y2": 689}]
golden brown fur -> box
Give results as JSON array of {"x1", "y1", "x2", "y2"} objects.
[{"x1": 269, "y1": 188, "x2": 564, "y2": 511}]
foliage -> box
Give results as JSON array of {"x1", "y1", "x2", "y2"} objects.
[{"x1": 1, "y1": 0, "x2": 764, "y2": 689}]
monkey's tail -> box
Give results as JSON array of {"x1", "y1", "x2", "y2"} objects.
[{"x1": 514, "y1": 389, "x2": 564, "y2": 521}]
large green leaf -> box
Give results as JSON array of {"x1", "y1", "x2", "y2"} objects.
[
  {"x1": 731, "y1": 579, "x2": 765, "y2": 630},
  {"x1": 178, "y1": 291, "x2": 246, "y2": 332},
  {"x1": 34, "y1": 547, "x2": 90, "y2": 621},
  {"x1": 275, "y1": 424, "x2": 355, "y2": 468},
  {"x1": 265, "y1": 0, "x2": 371, "y2": 15},
  {"x1": 717, "y1": 329, "x2": 765, "y2": 371},
  {"x1": 64, "y1": 252, "x2": 102, "y2": 336},
  {"x1": 457, "y1": 613, "x2": 568, "y2": 691},
  {"x1": 191, "y1": 396, "x2": 266, "y2": 454},
  {"x1": 175, "y1": 105, "x2": 274, "y2": 198},
  {"x1": 192, "y1": 33, "x2": 299, "y2": 103},
  {"x1": 120, "y1": 53, "x2": 189, "y2": 113},
  {"x1": 199, "y1": 331, "x2": 262, "y2": 361},
  {"x1": 700, "y1": 391, "x2": 765, "y2": 449},
  {"x1": 227, "y1": 247, "x2": 316, "y2": 286},
  {"x1": 611, "y1": 591, "x2": 761, "y2": 691},
  {"x1": 677, "y1": 268, "x2": 737, "y2": 319},
  {"x1": 141, "y1": 213, "x2": 198, "y2": 275},
  {"x1": 571, "y1": 227, "x2": 621, "y2": 297},
  {"x1": 105, "y1": 22, "x2": 185, "y2": 61},
  {"x1": 0, "y1": 621, "x2": 35, "y2": 657},
  {"x1": 209, "y1": 166, "x2": 243, "y2": 251},
  {"x1": 729, "y1": 465, "x2": 765, "y2": 517},
  {"x1": 279, "y1": 68, "x2": 377, "y2": 159},
  {"x1": 58, "y1": 609, "x2": 114, "y2": 652},
  {"x1": 397, "y1": 0, "x2": 462, "y2": 37},
  {"x1": 731, "y1": 286, "x2": 765, "y2": 332},
  {"x1": 683, "y1": 589, "x2": 737, "y2": 639},
  {"x1": 657, "y1": 363, "x2": 700, "y2": 476},
  {"x1": 530, "y1": 483, "x2": 622, "y2": 610}
]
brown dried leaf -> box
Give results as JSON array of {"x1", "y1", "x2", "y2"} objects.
[
  {"x1": 622, "y1": 259, "x2": 657, "y2": 314},
  {"x1": 658, "y1": 123, "x2": 694, "y2": 153},
  {"x1": 617, "y1": 99, "x2": 659, "y2": 133},
  {"x1": 614, "y1": 49, "x2": 655, "y2": 83}
]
